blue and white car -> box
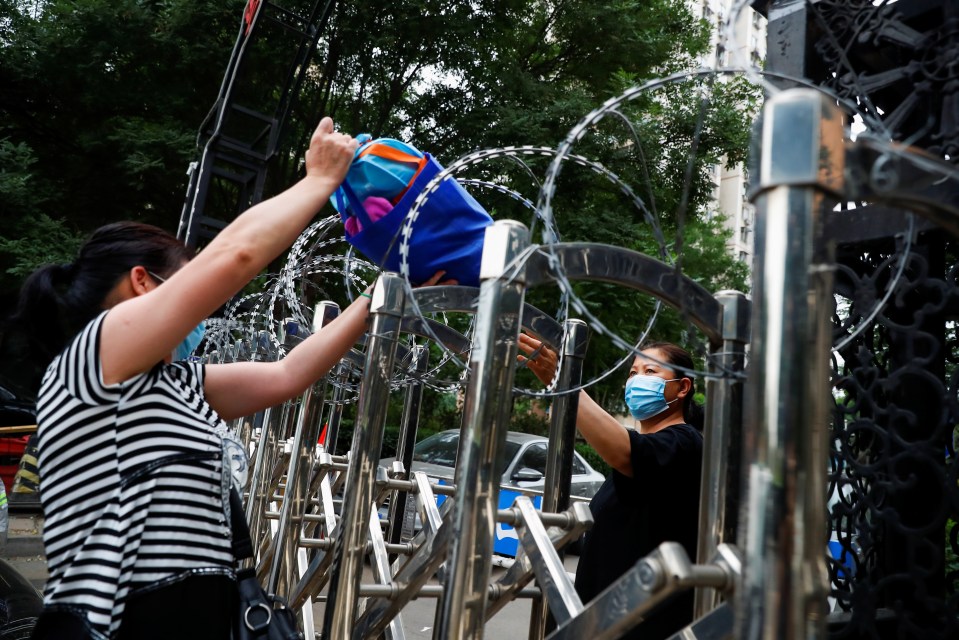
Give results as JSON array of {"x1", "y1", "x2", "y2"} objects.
[
  {"x1": 378, "y1": 429, "x2": 605, "y2": 556},
  {"x1": 379, "y1": 429, "x2": 606, "y2": 501}
]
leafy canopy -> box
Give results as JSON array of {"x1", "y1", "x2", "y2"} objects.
[{"x1": 0, "y1": 0, "x2": 758, "y2": 410}]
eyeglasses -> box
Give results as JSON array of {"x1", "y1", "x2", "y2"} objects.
[{"x1": 146, "y1": 270, "x2": 167, "y2": 284}]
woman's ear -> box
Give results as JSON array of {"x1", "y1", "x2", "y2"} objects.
[
  {"x1": 102, "y1": 266, "x2": 152, "y2": 308},
  {"x1": 677, "y1": 377, "x2": 693, "y2": 400},
  {"x1": 129, "y1": 266, "x2": 153, "y2": 296}
]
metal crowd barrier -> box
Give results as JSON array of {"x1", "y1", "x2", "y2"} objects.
[
  {"x1": 208, "y1": 213, "x2": 752, "y2": 639},
  {"x1": 203, "y1": 85, "x2": 959, "y2": 639}
]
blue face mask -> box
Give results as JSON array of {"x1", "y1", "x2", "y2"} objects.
[
  {"x1": 624, "y1": 374, "x2": 680, "y2": 421},
  {"x1": 174, "y1": 321, "x2": 206, "y2": 361}
]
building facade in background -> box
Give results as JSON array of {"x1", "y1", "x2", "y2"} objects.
[{"x1": 689, "y1": 0, "x2": 766, "y2": 267}]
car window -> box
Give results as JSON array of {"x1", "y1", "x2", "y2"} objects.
[
  {"x1": 412, "y1": 432, "x2": 521, "y2": 477},
  {"x1": 413, "y1": 432, "x2": 459, "y2": 468},
  {"x1": 514, "y1": 443, "x2": 548, "y2": 475},
  {"x1": 498, "y1": 441, "x2": 521, "y2": 477},
  {"x1": 571, "y1": 453, "x2": 588, "y2": 475}
]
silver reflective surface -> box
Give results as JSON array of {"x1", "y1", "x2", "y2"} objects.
[
  {"x1": 737, "y1": 89, "x2": 840, "y2": 640},
  {"x1": 228, "y1": 231, "x2": 760, "y2": 639},
  {"x1": 436, "y1": 220, "x2": 531, "y2": 639},
  {"x1": 321, "y1": 273, "x2": 407, "y2": 640}
]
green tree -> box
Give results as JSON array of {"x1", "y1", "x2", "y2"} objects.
[
  {"x1": 0, "y1": 0, "x2": 238, "y2": 295},
  {"x1": 281, "y1": 0, "x2": 756, "y2": 409},
  {"x1": 0, "y1": 139, "x2": 80, "y2": 282},
  {"x1": 1, "y1": 0, "x2": 756, "y2": 411}
]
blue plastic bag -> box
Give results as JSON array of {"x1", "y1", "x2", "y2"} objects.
[
  {"x1": 335, "y1": 141, "x2": 493, "y2": 287},
  {"x1": 332, "y1": 136, "x2": 424, "y2": 212}
]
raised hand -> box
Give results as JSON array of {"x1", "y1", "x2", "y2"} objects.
[
  {"x1": 517, "y1": 331, "x2": 559, "y2": 386},
  {"x1": 304, "y1": 117, "x2": 358, "y2": 189}
]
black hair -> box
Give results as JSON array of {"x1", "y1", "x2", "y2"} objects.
[
  {"x1": 639, "y1": 340, "x2": 704, "y2": 431},
  {"x1": 9, "y1": 222, "x2": 193, "y2": 367}
]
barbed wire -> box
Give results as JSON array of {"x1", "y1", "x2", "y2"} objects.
[{"x1": 206, "y1": 0, "x2": 951, "y2": 399}]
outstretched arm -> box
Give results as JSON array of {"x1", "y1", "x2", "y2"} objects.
[
  {"x1": 100, "y1": 117, "x2": 357, "y2": 385},
  {"x1": 204, "y1": 294, "x2": 370, "y2": 421},
  {"x1": 205, "y1": 271, "x2": 456, "y2": 421},
  {"x1": 517, "y1": 332, "x2": 632, "y2": 476}
]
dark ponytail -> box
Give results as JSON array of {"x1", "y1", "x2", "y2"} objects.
[
  {"x1": 639, "y1": 340, "x2": 704, "y2": 431},
  {"x1": 9, "y1": 222, "x2": 192, "y2": 367}
]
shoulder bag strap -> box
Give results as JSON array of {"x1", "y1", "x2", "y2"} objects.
[{"x1": 229, "y1": 486, "x2": 254, "y2": 562}]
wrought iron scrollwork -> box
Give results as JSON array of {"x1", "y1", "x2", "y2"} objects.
[{"x1": 760, "y1": 0, "x2": 959, "y2": 636}]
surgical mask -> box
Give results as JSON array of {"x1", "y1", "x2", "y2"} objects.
[
  {"x1": 624, "y1": 374, "x2": 680, "y2": 421},
  {"x1": 174, "y1": 321, "x2": 206, "y2": 361}
]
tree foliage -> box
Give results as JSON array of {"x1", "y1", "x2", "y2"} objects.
[
  {"x1": 0, "y1": 0, "x2": 238, "y2": 294},
  {"x1": 1, "y1": 0, "x2": 758, "y2": 408}
]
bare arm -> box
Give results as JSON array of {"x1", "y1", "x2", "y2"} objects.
[
  {"x1": 100, "y1": 118, "x2": 357, "y2": 385},
  {"x1": 204, "y1": 271, "x2": 456, "y2": 421},
  {"x1": 517, "y1": 332, "x2": 633, "y2": 476},
  {"x1": 571, "y1": 390, "x2": 632, "y2": 476},
  {"x1": 204, "y1": 294, "x2": 370, "y2": 421}
]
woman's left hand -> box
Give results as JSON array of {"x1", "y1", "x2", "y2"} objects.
[{"x1": 304, "y1": 117, "x2": 358, "y2": 190}]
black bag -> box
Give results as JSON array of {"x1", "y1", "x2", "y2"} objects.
[{"x1": 229, "y1": 488, "x2": 304, "y2": 640}]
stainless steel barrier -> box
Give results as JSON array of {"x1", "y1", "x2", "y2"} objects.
[
  {"x1": 264, "y1": 304, "x2": 340, "y2": 635},
  {"x1": 221, "y1": 215, "x2": 751, "y2": 640},
  {"x1": 322, "y1": 273, "x2": 408, "y2": 639},
  {"x1": 226, "y1": 229, "x2": 749, "y2": 640},
  {"x1": 215, "y1": 85, "x2": 959, "y2": 640},
  {"x1": 736, "y1": 89, "x2": 842, "y2": 640}
]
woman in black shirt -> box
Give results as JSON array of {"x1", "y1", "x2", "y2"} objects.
[{"x1": 518, "y1": 335, "x2": 703, "y2": 640}]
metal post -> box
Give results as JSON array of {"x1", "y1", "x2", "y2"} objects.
[
  {"x1": 321, "y1": 273, "x2": 406, "y2": 640},
  {"x1": 694, "y1": 290, "x2": 749, "y2": 617},
  {"x1": 246, "y1": 330, "x2": 282, "y2": 549},
  {"x1": 529, "y1": 318, "x2": 589, "y2": 639},
  {"x1": 387, "y1": 344, "x2": 428, "y2": 550},
  {"x1": 322, "y1": 360, "x2": 353, "y2": 454},
  {"x1": 435, "y1": 220, "x2": 530, "y2": 639},
  {"x1": 266, "y1": 302, "x2": 340, "y2": 597},
  {"x1": 736, "y1": 88, "x2": 843, "y2": 640}
]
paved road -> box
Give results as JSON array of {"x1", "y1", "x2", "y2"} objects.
[
  {"x1": 4, "y1": 515, "x2": 579, "y2": 639},
  {"x1": 310, "y1": 555, "x2": 579, "y2": 639}
]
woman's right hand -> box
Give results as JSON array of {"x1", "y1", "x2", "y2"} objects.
[
  {"x1": 304, "y1": 117, "x2": 358, "y2": 189},
  {"x1": 517, "y1": 332, "x2": 559, "y2": 386}
]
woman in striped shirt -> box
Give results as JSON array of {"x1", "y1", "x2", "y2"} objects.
[{"x1": 13, "y1": 118, "x2": 371, "y2": 639}]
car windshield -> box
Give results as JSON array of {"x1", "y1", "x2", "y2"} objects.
[{"x1": 412, "y1": 432, "x2": 521, "y2": 477}]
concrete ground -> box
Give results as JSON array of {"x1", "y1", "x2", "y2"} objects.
[
  {"x1": 3, "y1": 510, "x2": 47, "y2": 590},
  {"x1": 3, "y1": 512, "x2": 579, "y2": 638},
  {"x1": 308, "y1": 554, "x2": 579, "y2": 639}
]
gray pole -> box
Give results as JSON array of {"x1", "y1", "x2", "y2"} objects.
[
  {"x1": 694, "y1": 290, "x2": 749, "y2": 617},
  {"x1": 323, "y1": 359, "x2": 353, "y2": 454},
  {"x1": 266, "y1": 302, "x2": 340, "y2": 597},
  {"x1": 529, "y1": 318, "x2": 589, "y2": 639},
  {"x1": 435, "y1": 220, "x2": 531, "y2": 639},
  {"x1": 321, "y1": 273, "x2": 406, "y2": 639},
  {"x1": 387, "y1": 344, "x2": 428, "y2": 551},
  {"x1": 246, "y1": 330, "x2": 282, "y2": 546},
  {"x1": 736, "y1": 88, "x2": 843, "y2": 640}
]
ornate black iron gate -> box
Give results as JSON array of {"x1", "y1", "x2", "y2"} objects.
[{"x1": 757, "y1": 0, "x2": 959, "y2": 637}]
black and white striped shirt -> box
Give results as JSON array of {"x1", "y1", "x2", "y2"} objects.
[{"x1": 36, "y1": 312, "x2": 234, "y2": 637}]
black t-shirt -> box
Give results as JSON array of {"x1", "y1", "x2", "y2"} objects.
[{"x1": 574, "y1": 423, "x2": 703, "y2": 640}]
